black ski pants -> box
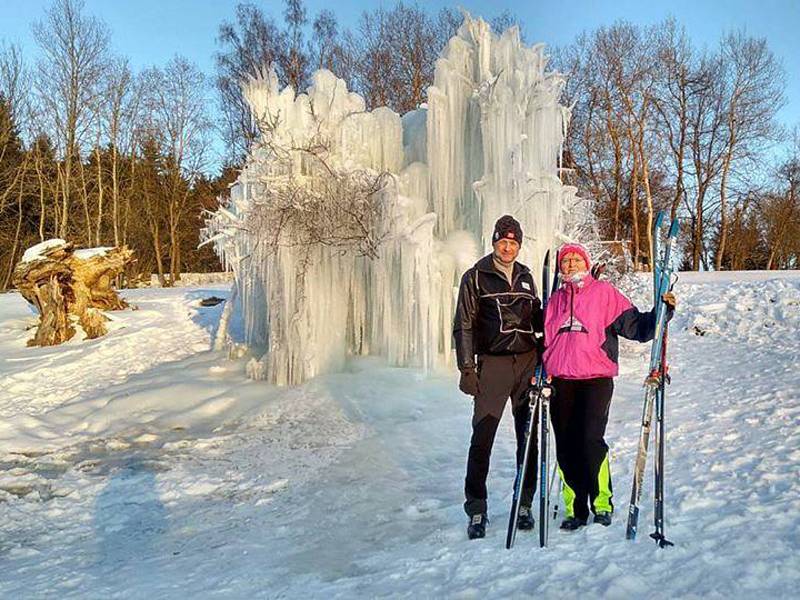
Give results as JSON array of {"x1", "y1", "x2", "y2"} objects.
[
  {"x1": 550, "y1": 377, "x2": 615, "y2": 521},
  {"x1": 464, "y1": 350, "x2": 538, "y2": 517}
]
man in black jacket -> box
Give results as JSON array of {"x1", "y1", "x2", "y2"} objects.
[{"x1": 453, "y1": 215, "x2": 545, "y2": 540}]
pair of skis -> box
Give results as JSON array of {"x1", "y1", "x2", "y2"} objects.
[
  {"x1": 625, "y1": 212, "x2": 679, "y2": 547},
  {"x1": 506, "y1": 250, "x2": 558, "y2": 549}
]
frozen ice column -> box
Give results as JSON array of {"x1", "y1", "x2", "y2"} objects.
[{"x1": 202, "y1": 14, "x2": 576, "y2": 385}]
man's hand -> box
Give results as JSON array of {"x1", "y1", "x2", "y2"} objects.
[
  {"x1": 662, "y1": 291, "x2": 677, "y2": 309},
  {"x1": 459, "y1": 369, "x2": 480, "y2": 396}
]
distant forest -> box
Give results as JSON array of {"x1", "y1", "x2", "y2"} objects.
[{"x1": 1, "y1": 0, "x2": 797, "y2": 288}]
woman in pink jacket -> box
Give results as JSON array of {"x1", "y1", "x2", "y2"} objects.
[{"x1": 543, "y1": 243, "x2": 675, "y2": 531}]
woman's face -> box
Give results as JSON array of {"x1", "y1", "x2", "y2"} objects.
[{"x1": 560, "y1": 251, "x2": 587, "y2": 276}]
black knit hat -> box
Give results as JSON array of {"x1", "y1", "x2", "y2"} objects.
[{"x1": 492, "y1": 215, "x2": 523, "y2": 246}]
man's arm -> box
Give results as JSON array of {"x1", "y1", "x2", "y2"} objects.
[
  {"x1": 532, "y1": 295, "x2": 545, "y2": 360},
  {"x1": 453, "y1": 269, "x2": 479, "y2": 371}
]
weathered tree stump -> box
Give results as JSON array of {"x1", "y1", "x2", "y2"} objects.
[{"x1": 12, "y1": 239, "x2": 135, "y2": 346}]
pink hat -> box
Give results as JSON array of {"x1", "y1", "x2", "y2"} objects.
[{"x1": 557, "y1": 243, "x2": 592, "y2": 271}]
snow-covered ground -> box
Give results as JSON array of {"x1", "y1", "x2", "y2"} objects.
[{"x1": 0, "y1": 272, "x2": 798, "y2": 598}]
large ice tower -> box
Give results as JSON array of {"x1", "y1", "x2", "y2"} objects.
[{"x1": 204, "y1": 14, "x2": 578, "y2": 385}]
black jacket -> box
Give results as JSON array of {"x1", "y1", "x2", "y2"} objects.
[{"x1": 453, "y1": 254, "x2": 545, "y2": 371}]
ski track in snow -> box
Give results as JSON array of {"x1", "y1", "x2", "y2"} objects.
[{"x1": 0, "y1": 273, "x2": 799, "y2": 598}]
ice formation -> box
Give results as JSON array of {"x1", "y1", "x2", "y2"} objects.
[{"x1": 204, "y1": 14, "x2": 578, "y2": 385}]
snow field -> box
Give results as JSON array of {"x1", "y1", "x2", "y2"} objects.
[
  {"x1": 0, "y1": 287, "x2": 221, "y2": 422},
  {"x1": 0, "y1": 272, "x2": 798, "y2": 597}
]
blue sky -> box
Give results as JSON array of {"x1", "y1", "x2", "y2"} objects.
[{"x1": 2, "y1": 0, "x2": 799, "y2": 165}]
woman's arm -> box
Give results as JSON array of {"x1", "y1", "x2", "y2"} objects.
[{"x1": 608, "y1": 287, "x2": 674, "y2": 343}]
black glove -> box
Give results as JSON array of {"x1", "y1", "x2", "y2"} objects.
[
  {"x1": 535, "y1": 336, "x2": 545, "y2": 363},
  {"x1": 591, "y1": 262, "x2": 606, "y2": 279},
  {"x1": 459, "y1": 369, "x2": 480, "y2": 396}
]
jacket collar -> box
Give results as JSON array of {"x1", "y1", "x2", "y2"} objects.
[{"x1": 561, "y1": 271, "x2": 595, "y2": 293}]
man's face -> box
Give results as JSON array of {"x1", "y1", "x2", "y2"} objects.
[
  {"x1": 493, "y1": 238, "x2": 520, "y2": 264},
  {"x1": 560, "y1": 251, "x2": 587, "y2": 276}
]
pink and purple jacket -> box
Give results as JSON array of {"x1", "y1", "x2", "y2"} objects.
[{"x1": 543, "y1": 244, "x2": 664, "y2": 380}]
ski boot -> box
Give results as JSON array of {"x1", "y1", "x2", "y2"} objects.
[
  {"x1": 517, "y1": 506, "x2": 535, "y2": 531},
  {"x1": 593, "y1": 512, "x2": 612, "y2": 527},
  {"x1": 559, "y1": 516, "x2": 588, "y2": 531},
  {"x1": 467, "y1": 514, "x2": 487, "y2": 539}
]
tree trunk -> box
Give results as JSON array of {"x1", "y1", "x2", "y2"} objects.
[
  {"x1": 2, "y1": 178, "x2": 25, "y2": 290},
  {"x1": 639, "y1": 131, "x2": 655, "y2": 272},
  {"x1": 112, "y1": 144, "x2": 119, "y2": 246},
  {"x1": 35, "y1": 151, "x2": 47, "y2": 242},
  {"x1": 12, "y1": 242, "x2": 133, "y2": 346},
  {"x1": 123, "y1": 153, "x2": 135, "y2": 245},
  {"x1": 95, "y1": 145, "x2": 105, "y2": 246},
  {"x1": 693, "y1": 187, "x2": 705, "y2": 270},
  {"x1": 55, "y1": 162, "x2": 66, "y2": 237},
  {"x1": 60, "y1": 158, "x2": 69, "y2": 238},
  {"x1": 627, "y1": 126, "x2": 641, "y2": 270},
  {"x1": 78, "y1": 159, "x2": 92, "y2": 246},
  {"x1": 606, "y1": 108, "x2": 623, "y2": 241},
  {"x1": 152, "y1": 223, "x2": 167, "y2": 287},
  {"x1": 715, "y1": 119, "x2": 738, "y2": 271}
]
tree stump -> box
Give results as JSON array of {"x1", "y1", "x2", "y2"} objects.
[{"x1": 12, "y1": 239, "x2": 135, "y2": 346}]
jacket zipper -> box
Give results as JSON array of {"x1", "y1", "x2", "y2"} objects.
[{"x1": 569, "y1": 284, "x2": 575, "y2": 330}]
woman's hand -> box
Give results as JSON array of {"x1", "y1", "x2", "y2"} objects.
[{"x1": 662, "y1": 291, "x2": 677, "y2": 309}]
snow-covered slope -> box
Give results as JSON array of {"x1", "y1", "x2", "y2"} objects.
[
  {"x1": 0, "y1": 286, "x2": 271, "y2": 453},
  {"x1": 0, "y1": 272, "x2": 798, "y2": 598}
]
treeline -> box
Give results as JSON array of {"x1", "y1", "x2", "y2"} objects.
[
  {"x1": 214, "y1": 1, "x2": 520, "y2": 164},
  {"x1": 216, "y1": 5, "x2": 800, "y2": 271},
  {"x1": 1, "y1": 0, "x2": 797, "y2": 290},
  {"x1": 555, "y1": 20, "x2": 799, "y2": 270},
  {"x1": 0, "y1": 0, "x2": 231, "y2": 288},
  {"x1": 0, "y1": 0, "x2": 519, "y2": 289}
]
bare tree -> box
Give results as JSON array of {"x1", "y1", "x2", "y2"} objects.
[
  {"x1": 32, "y1": 0, "x2": 109, "y2": 239},
  {"x1": 98, "y1": 58, "x2": 140, "y2": 247},
  {"x1": 347, "y1": 3, "x2": 462, "y2": 114},
  {"x1": 310, "y1": 10, "x2": 339, "y2": 72},
  {"x1": 309, "y1": 9, "x2": 357, "y2": 88},
  {"x1": 215, "y1": 3, "x2": 285, "y2": 165},
  {"x1": 0, "y1": 43, "x2": 30, "y2": 144},
  {"x1": 681, "y1": 51, "x2": 730, "y2": 270},
  {"x1": 653, "y1": 19, "x2": 695, "y2": 221},
  {"x1": 348, "y1": 7, "x2": 395, "y2": 110},
  {"x1": 765, "y1": 128, "x2": 800, "y2": 269},
  {"x1": 599, "y1": 23, "x2": 663, "y2": 270},
  {"x1": 0, "y1": 45, "x2": 35, "y2": 287},
  {"x1": 490, "y1": 10, "x2": 525, "y2": 40},
  {"x1": 556, "y1": 34, "x2": 619, "y2": 238},
  {"x1": 140, "y1": 56, "x2": 212, "y2": 284},
  {"x1": 714, "y1": 31, "x2": 785, "y2": 269},
  {"x1": 387, "y1": 4, "x2": 444, "y2": 113},
  {"x1": 558, "y1": 22, "x2": 671, "y2": 270},
  {"x1": 0, "y1": 44, "x2": 31, "y2": 212},
  {"x1": 558, "y1": 18, "x2": 788, "y2": 272},
  {"x1": 206, "y1": 98, "x2": 393, "y2": 283},
  {"x1": 281, "y1": 0, "x2": 309, "y2": 91}
]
